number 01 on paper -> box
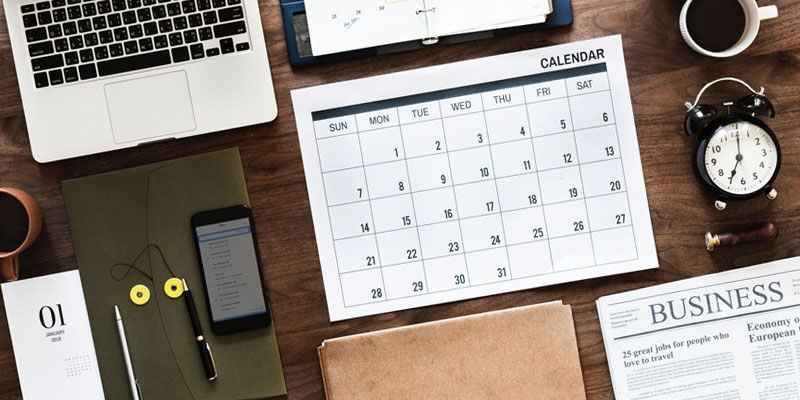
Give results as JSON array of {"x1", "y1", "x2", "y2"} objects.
[{"x1": 291, "y1": 35, "x2": 658, "y2": 321}]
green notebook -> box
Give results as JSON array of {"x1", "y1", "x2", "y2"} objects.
[{"x1": 62, "y1": 148, "x2": 286, "y2": 399}]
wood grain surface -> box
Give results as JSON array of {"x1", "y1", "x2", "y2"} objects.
[{"x1": 1, "y1": 0, "x2": 799, "y2": 398}]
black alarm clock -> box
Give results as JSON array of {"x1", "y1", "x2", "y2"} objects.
[{"x1": 684, "y1": 78, "x2": 779, "y2": 211}]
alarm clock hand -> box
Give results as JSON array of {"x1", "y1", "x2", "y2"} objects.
[{"x1": 729, "y1": 160, "x2": 740, "y2": 184}]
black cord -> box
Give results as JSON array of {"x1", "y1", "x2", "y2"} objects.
[{"x1": 109, "y1": 244, "x2": 176, "y2": 282}]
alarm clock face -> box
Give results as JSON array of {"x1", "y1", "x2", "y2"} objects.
[{"x1": 703, "y1": 120, "x2": 778, "y2": 196}]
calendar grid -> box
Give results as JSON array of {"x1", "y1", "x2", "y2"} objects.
[
  {"x1": 395, "y1": 114, "x2": 431, "y2": 296},
  {"x1": 565, "y1": 78, "x2": 599, "y2": 266},
  {"x1": 435, "y1": 99, "x2": 473, "y2": 288},
  {"x1": 352, "y1": 116, "x2": 388, "y2": 304},
  {"x1": 311, "y1": 63, "x2": 644, "y2": 307},
  {"x1": 478, "y1": 92, "x2": 515, "y2": 280},
  {"x1": 521, "y1": 86, "x2": 555, "y2": 274}
]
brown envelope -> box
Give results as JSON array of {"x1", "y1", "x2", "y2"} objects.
[{"x1": 318, "y1": 301, "x2": 586, "y2": 400}]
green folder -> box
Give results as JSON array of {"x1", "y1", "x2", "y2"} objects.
[{"x1": 62, "y1": 148, "x2": 286, "y2": 399}]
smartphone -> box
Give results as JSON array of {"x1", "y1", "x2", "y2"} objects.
[{"x1": 191, "y1": 205, "x2": 271, "y2": 335}]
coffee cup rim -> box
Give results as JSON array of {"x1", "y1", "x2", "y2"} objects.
[
  {"x1": 680, "y1": 0, "x2": 761, "y2": 58},
  {"x1": 0, "y1": 187, "x2": 42, "y2": 257}
]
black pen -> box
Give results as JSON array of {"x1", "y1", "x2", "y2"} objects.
[{"x1": 182, "y1": 278, "x2": 218, "y2": 381}]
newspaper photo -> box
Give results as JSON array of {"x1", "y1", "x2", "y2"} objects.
[{"x1": 597, "y1": 257, "x2": 800, "y2": 400}]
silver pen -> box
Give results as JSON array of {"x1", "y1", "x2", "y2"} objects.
[{"x1": 115, "y1": 305, "x2": 142, "y2": 400}]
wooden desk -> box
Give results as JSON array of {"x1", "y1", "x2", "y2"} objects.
[{"x1": 1, "y1": 0, "x2": 799, "y2": 398}]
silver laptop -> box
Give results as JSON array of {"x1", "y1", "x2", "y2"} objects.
[{"x1": 4, "y1": 0, "x2": 277, "y2": 162}]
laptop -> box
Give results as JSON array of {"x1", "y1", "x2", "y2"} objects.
[{"x1": 4, "y1": 0, "x2": 277, "y2": 162}]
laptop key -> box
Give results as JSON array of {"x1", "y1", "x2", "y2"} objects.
[
  {"x1": 188, "y1": 13, "x2": 201, "y2": 27},
  {"x1": 198, "y1": 27, "x2": 211, "y2": 41},
  {"x1": 38, "y1": 11, "x2": 52, "y2": 25},
  {"x1": 173, "y1": 16, "x2": 187, "y2": 30},
  {"x1": 107, "y1": 13, "x2": 121, "y2": 26},
  {"x1": 22, "y1": 4, "x2": 37, "y2": 13},
  {"x1": 205, "y1": 47, "x2": 219, "y2": 57},
  {"x1": 111, "y1": 0, "x2": 125, "y2": 11},
  {"x1": 167, "y1": 3, "x2": 180, "y2": 16},
  {"x1": 181, "y1": 0, "x2": 195, "y2": 13},
  {"x1": 69, "y1": 35, "x2": 83, "y2": 49},
  {"x1": 168, "y1": 32, "x2": 182, "y2": 46},
  {"x1": 124, "y1": 40, "x2": 138, "y2": 54},
  {"x1": 23, "y1": 14, "x2": 38, "y2": 28},
  {"x1": 129, "y1": 24, "x2": 143, "y2": 38},
  {"x1": 235, "y1": 42, "x2": 248, "y2": 51},
  {"x1": 211, "y1": 0, "x2": 224, "y2": 8},
  {"x1": 48, "y1": 24, "x2": 63, "y2": 38},
  {"x1": 36, "y1": 1, "x2": 50, "y2": 10},
  {"x1": 158, "y1": 19, "x2": 172, "y2": 33},
  {"x1": 144, "y1": 21, "x2": 157, "y2": 35},
  {"x1": 171, "y1": 46, "x2": 189, "y2": 62},
  {"x1": 202, "y1": 10, "x2": 216, "y2": 24},
  {"x1": 29, "y1": 41, "x2": 54, "y2": 57},
  {"x1": 94, "y1": 45, "x2": 109, "y2": 59},
  {"x1": 34, "y1": 72, "x2": 49, "y2": 88},
  {"x1": 153, "y1": 35, "x2": 168, "y2": 48},
  {"x1": 109, "y1": 43, "x2": 123, "y2": 56},
  {"x1": 63, "y1": 66, "x2": 79, "y2": 82},
  {"x1": 99, "y1": 29, "x2": 114, "y2": 43},
  {"x1": 97, "y1": 49, "x2": 170, "y2": 76},
  {"x1": 189, "y1": 43, "x2": 203, "y2": 59},
  {"x1": 219, "y1": 37, "x2": 232, "y2": 53},
  {"x1": 214, "y1": 21, "x2": 244, "y2": 38},
  {"x1": 54, "y1": 38, "x2": 69, "y2": 51},
  {"x1": 79, "y1": 48, "x2": 94, "y2": 62},
  {"x1": 52, "y1": 0, "x2": 65, "y2": 7},
  {"x1": 81, "y1": 2, "x2": 96, "y2": 16},
  {"x1": 93, "y1": 15, "x2": 107, "y2": 29},
  {"x1": 77, "y1": 18, "x2": 92, "y2": 32},
  {"x1": 122, "y1": 10, "x2": 136, "y2": 24},
  {"x1": 142, "y1": 0, "x2": 156, "y2": 5},
  {"x1": 197, "y1": 0, "x2": 210, "y2": 10},
  {"x1": 78, "y1": 63, "x2": 97, "y2": 80},
  {"x1": 153, "y1": 5, "x2": 166, "y2": 18},
  {"x1": 138, "y1": 37, "x2": 153, "y2": 51},
  {"x1": 217, "y1": 6, "x2": 241, "y2": 22},
  {"x1": 49, "y1": 69, "x2": 64, "y2": 85},
  {"x1": 52, "y1": 8, "x2": 67, "y2": 22},
  {"x1": 97, "y1": 0, "x2": 111, "y2": 13},
  {"x1": 26, "y1": 27, "x2": 48, "y2": 42},
  {"x1": 67, "y1": 5, "x2": 81, "y2": 19},
  {"x1": 84, "y1": 32, "x2": 99, "y2": 46},
  {"x1": 183, "y1": 29, "x2": 197, "y2": 43},
  {"x1": 113, "y1": 27, "x2": 128, "y2": 40},
  {"x1": 65, "y1": 51, "x2": 79, "y2": 64},
  {"x1": 137, "y1": 8, "x2": 151, "y2": 22},
  {"x1": 63, "y1": 21, "x2": 77, "y2": 34},
  {"x1": 31, "y1": 53, "x2": 64, "y2": 71},
  {"x1": 127, "y1": 0, "x2": 141, "y2": 8}
]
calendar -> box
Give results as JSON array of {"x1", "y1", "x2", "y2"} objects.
[{"x1": 292, "y1": 35, "x2": 658, "y2": 321}]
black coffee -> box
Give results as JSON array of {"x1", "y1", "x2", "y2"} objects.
[
  {"x1": 0, "y1": 193, "x2": 29, "y2": 252},
  {"x1": 687, "y1": 0, "x2": 746, "y2": 52}
]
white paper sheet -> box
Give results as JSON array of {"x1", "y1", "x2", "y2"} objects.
[
  {"x1": 597, "y1": 257, "x2": 800, "y2": 399},
  {"x1": 304, "y1": 0, "x2": 553, "y2": 56},
  {"x1": 2, "y1": 270, "x2": 104, "y2": 399},
  {"x1": 292, "y1": 35, "x2": 658, "y2": 321}
]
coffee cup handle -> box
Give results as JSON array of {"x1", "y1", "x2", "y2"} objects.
[
  {"x1": 1, "y1": 255, "x2": 20, "y2": 282},
  {"x1": 758, "y1": 5, "x2": 778, "y2": 20}
]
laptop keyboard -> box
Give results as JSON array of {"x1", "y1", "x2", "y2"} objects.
[{"x1": 21, "y1": 0, "x2": 251, "y2": 89}]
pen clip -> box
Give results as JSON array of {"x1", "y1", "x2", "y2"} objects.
[
  {"x1": 135, "y1": 379, "x2": 143, "y2": 400},
  {"x1": 206, "y1": 342, "x2": 218, "y2": 381}
]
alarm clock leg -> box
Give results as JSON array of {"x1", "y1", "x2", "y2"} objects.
[
  {"x1": 766, "y1": 188, "x2": 777, "y2": 200},
  {"x1": 714, "y1": 200, "x2": 727, "y2": 211}
]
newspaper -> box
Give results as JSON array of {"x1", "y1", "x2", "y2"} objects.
[{"x1": 597, "y1": 257, "x2": 800, "y2": 400}]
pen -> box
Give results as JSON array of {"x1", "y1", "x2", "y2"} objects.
[
  {"x1": 182, "y1": 278, "x2": 218, "y2": 381},
  {"x1": 114, "y1": 305, "x2": 142, "y2": 400}
]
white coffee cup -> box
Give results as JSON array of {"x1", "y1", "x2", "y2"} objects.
[{"x1": 680, "y1": 0, "x2": 778, "y2": 58}]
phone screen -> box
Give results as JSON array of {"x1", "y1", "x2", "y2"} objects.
[{"x1": 194, "y1": 217, "x2": 267, "y2": 323}]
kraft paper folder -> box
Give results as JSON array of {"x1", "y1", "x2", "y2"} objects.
[
  {"x1": 318, "y1": 301, "x2": 586, "y2": 400},
  {"x1": 62, "y1": 148, "x2": 286, "y2": 399}
]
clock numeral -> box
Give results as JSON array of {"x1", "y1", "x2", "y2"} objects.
[
  {"x1": 710, "y1": 158, "x2": 716, "y2": 166},
  {"x1": 718, "y1": 169, "x2": 724, "y2": 177},
  {"x1": 752, "y1": 172, "x2": 758, "y2": 181},
  {"x1": 762, "y1": 149, "x2": 767, "y2": 157},
  {"x1": 740, "y1": 178, "x2": 746, "y2": 185},
  {"x1": 711, "y1": 145, "x2": 722, "y2": 154},
  {"x1": 755, "y1": 138, "x2": 760, "y2": 145}
]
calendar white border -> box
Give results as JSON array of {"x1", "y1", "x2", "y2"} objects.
[{"x1": 292, "y1": 35, "x2": 658, "y2": 321}]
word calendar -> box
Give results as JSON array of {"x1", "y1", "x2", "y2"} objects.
[{"x1": 292, "y1": 35, "x2": 657, "y2": 321}]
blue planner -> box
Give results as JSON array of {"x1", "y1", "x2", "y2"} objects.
[{"x1": 280, "y1": 0, "x2": 574, "y2": 66}]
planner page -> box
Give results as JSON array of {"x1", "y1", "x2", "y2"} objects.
[
  {"x1": 304, "y1": 0, "x2": 428, "y2": 56},
  {"x1": 292, "y1": 35, "x2": 658, "y2": 321},
  {"x1": 304, "y1": 0, "x2": 552, "y2": 56}
]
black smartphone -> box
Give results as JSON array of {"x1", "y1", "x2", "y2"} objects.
[{"x1": 191, "y1": 205, "x2": 271, "y2": 335}]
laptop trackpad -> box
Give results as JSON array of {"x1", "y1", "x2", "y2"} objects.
[{"x1": 105, "y1": 71, "x2": 196, "y2": 144}]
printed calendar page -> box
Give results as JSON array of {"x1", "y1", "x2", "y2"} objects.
[{"x1": 292, "y1": 35, "x2": 658, "y2": 321}]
